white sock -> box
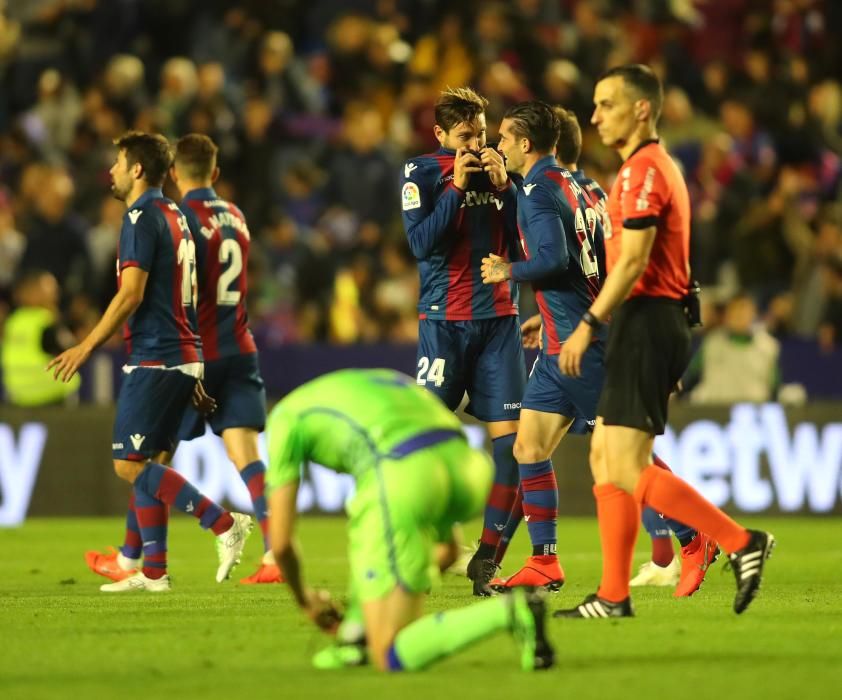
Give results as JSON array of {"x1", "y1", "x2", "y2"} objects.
[{"x1": 118, "y1": 552, "x2": 140, "y2": 570}]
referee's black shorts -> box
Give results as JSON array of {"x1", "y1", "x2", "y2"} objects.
[{"x1": 597, "y1": 296, "x2": 692, "y2": 435}]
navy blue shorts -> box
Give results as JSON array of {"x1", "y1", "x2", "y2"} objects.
[
  {"x1": 177, "y1": 353, "x2": 267, "y2": 441},
  {"x1": 521, "y1": 345, "x2": 605, "y2": 433},
  {"x1": 112, "y1": 367, "x2": 197, "y2": 460},
  {"x1": 416, "y1": 317, "x2": 527, "y2": 422}
]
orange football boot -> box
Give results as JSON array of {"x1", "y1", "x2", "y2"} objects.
[
  {"x1": 85, "y1": 547, "x2": 137, "y2": 582},
  {"x1": 240, "y1": 562, "x2": 285, "y2": 584},
  {"x1": 674, "y1": 533, "x2": 720, "y2": 597},
  {"x1": 491, "y1": 556, "x2": 565, "y2": 592}
]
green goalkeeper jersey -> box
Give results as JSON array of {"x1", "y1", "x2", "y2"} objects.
[{"x1": 265, "y1": 368, "x2": 463, "y2": 491}]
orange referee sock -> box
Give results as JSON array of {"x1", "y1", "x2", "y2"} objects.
[
  {"x1": 635, "y1": 465, "x2": 750, "y2": 553},
  {"x1": 594, "y1": 484, "x2": 640, "y2": 603}
]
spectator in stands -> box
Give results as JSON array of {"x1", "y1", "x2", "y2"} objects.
[
  {"x1": 86, "y1": 195, "x2": 123, "y2": 308},
  {"x1": 1, "y1": 269, "x2": 78, "y2": 406},
  {"x1": 0, "y1": 186, "x2": 24, "y2": 304},
  {"x1": 818, "y1": 257, "x2": 842, "y2": 353},
  {"x1": 101, "y1": 54, "x2": 146, "y2": 128},
  {"x1": 408, "y1": 13, "x2": 475, "y2": 93},
  {"x1": 155, "y1": 57, "x2": 198, "y2": 138},
  {"x1": 685, "y1": 294, "x2": 781, "y2": 404},
  {"x1": 17, "y1": 165, "x2": 92, "y2": 306},
  {"x1": 326, "y1": 102, "x2": 397, "y2": 230},
  {"x1": 229, "y1": 96, "x2": 279, "y2": 233},
  {"x1": 20, "y1": 68, "x2": 82, "y2": 163}
]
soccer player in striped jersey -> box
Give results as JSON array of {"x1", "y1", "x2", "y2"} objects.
[
  {"x1": 400, "y1": 87, "x2": 526, "y2": 596},
  {"x1": 51, "y1": 131, "x2": 252, "y2": 592},
  {"x1": 481, "y1": 101, "x2": 606, "y2": 591},
  {"x1": 170, "y1": 134, "x2": 279, "y2": 584},
  {"x1": 497, "y1": 107, "x2": 718, "y2": 597}
]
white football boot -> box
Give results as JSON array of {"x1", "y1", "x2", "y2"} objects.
[
  {"x1": 100, "y1": 572, "x2": 171, "y2": 592},
  {"x1": 215, "y1": 512, "x2": 254, "y2": 582},
  {"x1": 629, "y1": 557, "x2": 681, "y2": 587}
]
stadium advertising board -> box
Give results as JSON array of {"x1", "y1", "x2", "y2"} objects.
[{"x1": 1, "y1": 403, "x2": 841, "y2": 526}]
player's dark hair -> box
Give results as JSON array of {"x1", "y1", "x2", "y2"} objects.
[
  {"x1": 174, "y1": 133, "x2": 219, "y2": 180},
  {"x1": 503, "y1": 100, "x2": 561, "y2": 153},
  {"x1": 113, "y1": 131, "x2": 173, "y2": 187},
  {"x1": 553, "y1": 106, "x2": 582, "y2": 166},
  {"x1": 599, "y1": 64, "x2": 664, "y2": 121},
  {"x1": 435, "y1": 87, "x2": 488, "y2": 132}
]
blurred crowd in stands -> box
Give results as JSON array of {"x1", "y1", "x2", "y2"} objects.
[{"x1": 0, "y1": 0, "x2": 841, "y2": 358}]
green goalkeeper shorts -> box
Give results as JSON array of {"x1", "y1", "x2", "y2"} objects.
[{"x1": 347, "y1": 437, "x2": 492, "y2": 602}]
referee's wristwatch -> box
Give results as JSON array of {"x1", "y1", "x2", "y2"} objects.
[{"x1": 582, "y1": 310, "x2": 603, "y2": 329}]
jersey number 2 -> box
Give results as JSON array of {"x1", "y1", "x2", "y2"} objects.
[
  {"x1": 417, "y1": 357, "x2": 446, "y2": 387},
  {"x1": 218, "y1": 239, "x2": 243, "y2": 306},
  {"x1": 177, "y1": 238, "x2": 197, "y2": 307}
]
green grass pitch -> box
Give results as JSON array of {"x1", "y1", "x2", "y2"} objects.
[{"x1": 1, "y1": 516, "x2": 841, "y2": 700}]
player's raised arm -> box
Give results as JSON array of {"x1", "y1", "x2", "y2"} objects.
[{"x1": 401, "y1": 154, "x2": 470, "y2": 259}]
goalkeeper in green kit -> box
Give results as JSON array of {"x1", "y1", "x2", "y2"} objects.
[{"x1": 265, "y1": 369, "x2": 554, "y2": 672}]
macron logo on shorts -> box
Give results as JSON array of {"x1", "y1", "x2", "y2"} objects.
[{"x1": 129, "y1": 433, "x2": 146, "y2": 450}]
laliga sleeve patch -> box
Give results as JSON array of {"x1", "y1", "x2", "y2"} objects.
[{"x1": 402, "y1": 182, "x2": 421, "y2": 211}]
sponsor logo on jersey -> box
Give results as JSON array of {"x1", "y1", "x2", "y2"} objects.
[
  {"x1": 523, "y1": 184, "x2": 537, "y2": 196},
  {"x1": 129, "y1": 433, "x2": 146, "y2": 450},
  {"x1": 459, "y1": 191, "x2": 504, "y2": 210},
  {"x1": 128, "y1": 210, "x2": 143, "y2": 224},
  {"x1": 402, "y1": 182, "x2": 421, "y2": 210},
  {"x1": 404, "y1": 162, "x2": 418, "y2": 178}
]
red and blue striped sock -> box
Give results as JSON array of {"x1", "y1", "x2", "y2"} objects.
[
  {"x1": 494, "y1": 486, "x2": 523, "y2": 566},
  {"x1": 239, "y1": 461, "x2": 269, "y2": 552},
  {"x1": 477, "y1": 433, "x2": 518, "y2": 558},
  {"x1": 651, "y1": 454, "x2": 696, "y2": 546},
  {"x1": 120, "y1": 491, "x2": 143, "y2": 560},
  {"x1": 133, "y1": 486, "x2": 168, "y2": 579},
  {"x1": 641, "y1": 506, "x2": 674, "y2": 566},
  {"x1": 520, "y1": 460, "x2": 558, "y2": 557},
  {"x1": 134, "y1": 462, "x2": 234, "y2": 535}
]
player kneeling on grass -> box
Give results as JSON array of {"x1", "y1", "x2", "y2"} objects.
[{"x1": 265, "y1": 369, "x2": 554, "y2": 672}]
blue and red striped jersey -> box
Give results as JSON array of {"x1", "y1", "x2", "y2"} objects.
[
  {"x1": 117, "y1": 188, "x2": 202, "y2": 366},
  {"x1": 400, "y1": 147, "x2": 520, "y2": 320},
  {"x1": 571, "y1": 169, "x2": 609, "y2": 283},
  {"x1": 511, "y1": 156, "x2": 606, "y2": 354},
  {"x1": 180, "y1": 187, "x2": 257, "y2": 361}
]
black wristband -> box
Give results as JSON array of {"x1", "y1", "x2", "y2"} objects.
[{"x1": 582, "y1": 310, "x2": 603, "y2": 329}]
